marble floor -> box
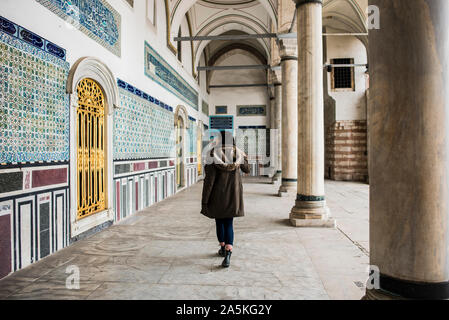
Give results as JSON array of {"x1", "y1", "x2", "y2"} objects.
[{"x1": 0, "y1": 178, "x2": 369, "y2": 300}]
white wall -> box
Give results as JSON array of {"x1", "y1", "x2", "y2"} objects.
[
  {"x1": 326, "y1": 36, "x2": 368, "y2": 121},
  {"x1": 209, "y1": 53, "x2": 268, "y2": 128},
  {"x1": 0, "y1": 0, "x2": 207, "y2": 123}
]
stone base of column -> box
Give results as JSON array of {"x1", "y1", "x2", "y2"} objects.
[
  {"x1": 271, "y1": 171, "x2": 282, "y2": 184},
  {"x1": 362, "y1": 289, "x2": 404, "y2": 300},
  {"x1": 289, "y1": 198, "x2": 335, "y2": 228},
  {"x1": 278, "y1": 181, "x2": 296, "y2": 197}
]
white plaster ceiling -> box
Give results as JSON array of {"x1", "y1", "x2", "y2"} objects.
[{"x1": 168, "y1": 0, "x2": 368, "y2": 74}]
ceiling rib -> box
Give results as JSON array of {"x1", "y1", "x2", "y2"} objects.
[
  {"x1": 174, "y1": 32, "x2": 367, "y2": 41},
  {"x1": 198, "y1": 65, "x2": 269, "y2": 71},
  {"x1": 209, "y1": 84, "x2": 273, "y2": 88}
]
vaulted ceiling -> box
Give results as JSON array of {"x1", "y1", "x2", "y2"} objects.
[{"x1": 165, "y1": 0, "x2": 368, "y2": 77}]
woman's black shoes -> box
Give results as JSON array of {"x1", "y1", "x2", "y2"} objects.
[
  {"x1": 222, "y1": 250, "x2": 232, "y2": 268},
  {"x1": 218, "y1": 246, "x2": 226, "y2": 257}
]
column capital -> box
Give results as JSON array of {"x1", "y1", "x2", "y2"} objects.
[
  {"x1": 293, "y1": 0, "x2": 323, "y2": 8},
  {"x1": 271, "y1": 67, "x2": 282, "y2": 85},
  {"x1": 279, "y1": 38, "x2": 297, "y2": 61}
]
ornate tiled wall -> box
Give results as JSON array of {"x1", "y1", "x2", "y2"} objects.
[
  {"x1": 0, "y1": 17, "x2": 70, "y2": 279},
  {"x1": 114, "y1": 79, "x2": 175, "y2": 160},
  {"x1": 237, "y1": 105, "x2": 266, "y2": 116},
  {"x1": 236, "y1": 127, "x2": 269, "y2": 176},
  {"x1": 188, "y1": 118, "x2": 197, "y2": 157},
  {"x1": 113, "y1": 159, "x2": 175, "y2": 223},
  {"x1": 144, "y1": 42, "x2": 198, "y2": 110},
  {"x1": 0, "y1": 18, "x2": 70, "y2": 164},
  {"x1": 36, "y1": 0, "x2": 121, "y2": 57}
]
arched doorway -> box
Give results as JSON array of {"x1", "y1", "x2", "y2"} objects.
[
  {"x1": 174, "y1": 105, "x2": 189, "y2": 190},
  {"x1": 197, "y1": 120, "x2": 203, "y2": 176},
  {"x1": 76, "y1": 78, "x2": 107, "y2": 220}
]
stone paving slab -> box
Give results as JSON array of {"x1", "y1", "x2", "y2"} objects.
[{"x1": 0, "y1": 179, "x2": 369, "y2": 300}]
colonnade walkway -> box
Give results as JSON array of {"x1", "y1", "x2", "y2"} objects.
[{"x1": 0, "y1": 178, "x2": 369, "y2": 300}]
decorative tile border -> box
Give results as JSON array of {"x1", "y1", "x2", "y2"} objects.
[
  {"x1": 0, "y1": 22, "x2": 70, "y2": 164},
  {"x1": 237, "y1": 105, "x2": 267, "y2": 116},
  {"x1": 36, "y1": 0, "x2": 121, "y2": 57},
  {"x1": 113, "y1": 158, "x2": 176, "y2": 178},
  {"x1": 114, "y1": 79, "x2": 175, "y2": 160},
  {"x1": 144, "y1": 41, "x2": 198, "y2": 109},
  {"x1": 0, "y1": 165, "x2": 69, "y2": 197},
  {"x1": 117, "y1": 79, "x2": 173, "y2": 112},
  {"x1": 0, "y1": 15, "x2": 66, "y2": 60}
]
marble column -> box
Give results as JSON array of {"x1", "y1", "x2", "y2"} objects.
[
  {"x1": 269, "y1": 96, "x2": 276, "y2": 179},
  {"x1": 364, "y1": 0, "x2": 449, "y2": 300},
  {"x1": 290, "y1": 0, "x2": 334, "y2": 227},
  {"x1": 278, "y1": 39, "x2": 298, "y2": 196},
  {"x1": 272, "y1": 79, "x2": 282, "y2": 183}
]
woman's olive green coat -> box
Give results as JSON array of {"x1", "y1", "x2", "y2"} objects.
[{"x1": 201, "y1": 157, "x2": 250, "y2": 219}]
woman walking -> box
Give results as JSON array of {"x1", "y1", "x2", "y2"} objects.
[{"x1": 201, "y1": 131, "x2": 250, "y2": 268}]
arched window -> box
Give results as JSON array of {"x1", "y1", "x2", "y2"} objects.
[{"x1": 76, "y1": 78, "x2": 107, "y2": 220}]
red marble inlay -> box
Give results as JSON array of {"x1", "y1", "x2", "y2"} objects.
[
  {"x1": 133, "y1": 163, "x2": 146, "y2": 172},
  {"x1": 0, "y1": 214, "x2": 11, "y2": 279},
  {"x1": 148, "y1": 161, "x2": 158, "y2": 169},
  {"x1": 24, "y1": 171, "x2": 31, "y2": 189},
  {"x1": 32, "y1": 168, "x2": 67, "y2": 188},
  {"x1": 169, "y1": 160, "x2": 175, "y2": 167}
]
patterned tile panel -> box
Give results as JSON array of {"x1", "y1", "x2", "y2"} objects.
[
  {"x1": 0, "y1": 26, "x2": 70, "y2": 164},
  {"x1": 36, "y1": 0, "x2": 121, "y2": 57},
  {"x1": 0, "y1": 16, "x2": 66, "y2": 60},
  {"x1": 188, "y1": 119, "x2": 197, "y2": 156},
  {"x1": 236, "y1": 128, "x2": 267, "y2": 157},
  {"x1": 237, "y1": 105, "x2": 266, "y2": 116},
  {"x1": 144, "y1": 42, "x2": 198, "y2": 109},
  {"x1": 114, "y1": 80, "x2": 175, "y2": 160}
]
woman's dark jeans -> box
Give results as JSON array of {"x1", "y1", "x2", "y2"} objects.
[{"x1": 215, "y1": 218, "x2": 234, "y2": 246}]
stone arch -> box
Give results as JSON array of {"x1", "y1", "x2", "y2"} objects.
[
  {"x1": 66, "y1": 57, "x2": 119, "y2": 115},
  {"x1": 66, "y1": 57, "x2": 117, "y2": 237},
  {"x1": 174, "y1": 105, "x2": 189, "y2": 189},
  {"x1": 169, "y1": 0, "x2": 278, "y2": 50},
  {"x1": 206, "y1": 43, "x2": 267, "y2": 90},
  {"x1": 193, "y1": 20, "x2": 270, "y2": 69},
  {"x1": 174, "y1": 105, "x2": 190, "y2": 128}
]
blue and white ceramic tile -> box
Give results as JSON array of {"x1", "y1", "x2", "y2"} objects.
[
  {"x1": 144, "y1": 42, "x2": 198, "y2": 110},
  {"x1": 114, "y1": 85, "x2": 175, "y2": 160},
  {"x1": 0, "y1": 27, "x2": 70, "y2": 164},
  {"x1": 36, "y1": 0, "x2": 121, "y2": 57}
]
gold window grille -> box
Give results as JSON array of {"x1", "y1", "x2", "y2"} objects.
[{"x1": 76, "y1": 78, "x2": 107, "y2": 220}]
